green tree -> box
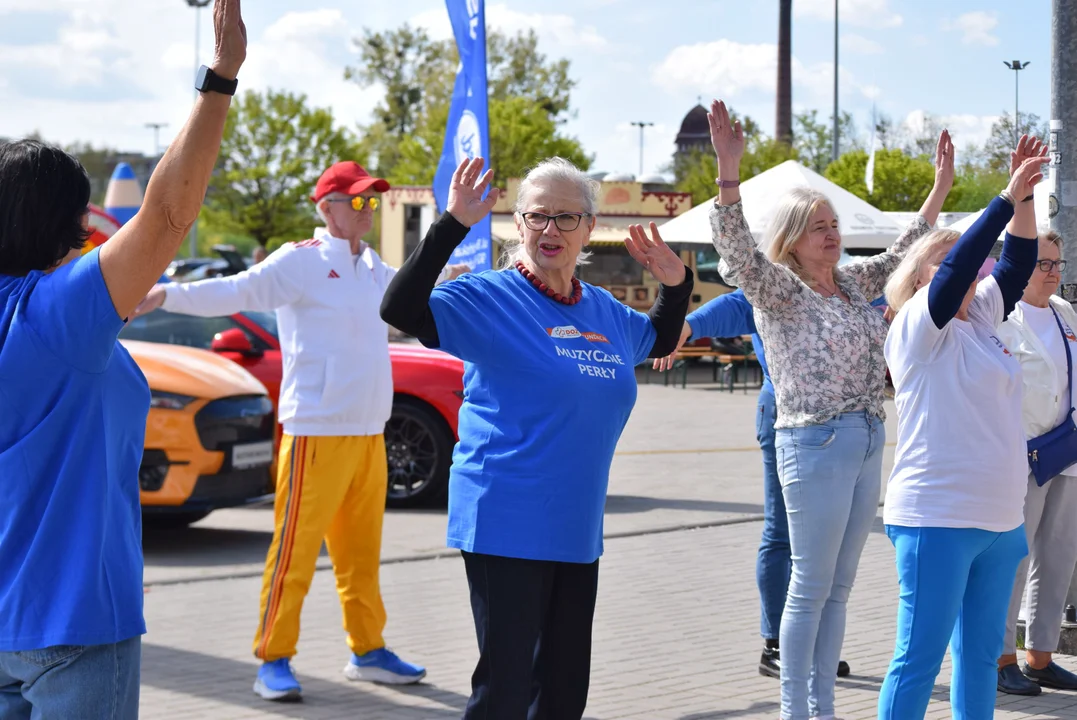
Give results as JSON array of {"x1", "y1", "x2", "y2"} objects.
[
  {"x1": 825, "y1": 148, "x2": 938, "y2": 211},
  {"x1": 982, "y1": 111, "x2": 1049, "y2": 173},
  {"x1": 347, "y1": 24, "x2": 589, "y2": 182},
  {"x1": 202, "y1": 89, "x2": 363, "y2": 249},
  {"x1": 794, "y1": 110, "x2": 860, "y2": 173}
]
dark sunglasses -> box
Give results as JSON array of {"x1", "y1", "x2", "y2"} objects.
[
  {"x1": 520, "y1": 211, "x2": 592, "y2": 232},
  {"x1": 326, "y1": 196, "x2": 380, "y2": 212}
]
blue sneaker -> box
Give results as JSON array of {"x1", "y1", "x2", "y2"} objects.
[
  {"x1": 253, "y1": 658, "x2": 302, "y2": 701},
  {"x1": 343, "y1": 648, "x2": 426, "y2": 685}
]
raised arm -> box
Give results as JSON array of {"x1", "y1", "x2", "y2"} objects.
[
  {"x1": 842, "y1": 130, "x2": 954, "y2": 298},
  {"x1": 380, "y1": 157, "x2": 500, "y2": 346},
  {"x1": 707, "y1": 100, "x2": 802, "y2": 310},
  {"x1": 928, "y1": 148, "x2": 1045, "y2": 328},
  {"x1": 652, "y1": 289, "x2": 754, "y2": 371},
  {"x1": 98, "y1": 0, "x2": 246, "y2": 320},
  {"x1": 624, "y1": 224, "x2": 694, "y2": 358}
]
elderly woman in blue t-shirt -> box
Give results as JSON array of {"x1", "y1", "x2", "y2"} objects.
[
  {"x1": 0, "y1": 2, "x2": 245, "y2": 717},
  {"x1": 381, "y1": 156, "x2": 693, "y2": 720}
]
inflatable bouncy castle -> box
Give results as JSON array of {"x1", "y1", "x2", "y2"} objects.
[{"x1": 81, "y1": 204, "x2": 122, "y2": 255}]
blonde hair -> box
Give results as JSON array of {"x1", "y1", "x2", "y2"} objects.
[
  {"x1": 763, "y1": 188, "x2": 839, "y2": 283},
  {"x1": 499, "y1": 157, "x2": 597, "y2": 269},
  {"x1": 884, "y1": 229, "x2": 961, "y2": 313}
]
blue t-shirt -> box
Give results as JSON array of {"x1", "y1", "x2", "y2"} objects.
[
  {"x1": 685, "y1": 288, "x2": 773, "y2": 396},
  {"x1": 428, "y1": 269, "x2": 656, "y2": 563},
  {"x1": 0, "y1": 248, "x2": 150, "y2": 650}
]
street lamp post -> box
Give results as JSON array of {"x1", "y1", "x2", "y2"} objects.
[
  {"x1": 145, "y1": 122, "x2": 167, "y2": 157},
  {"x1": 186, "y1": 0, "x2": 212, "y2": 259},
  {"x1": 832, "y1": 0, "x2": 840, "y2": 163},
  {"x1": 630, "y1": 121, "x2": 654, "y2": 177},
  {"x1": 1004, "y1": 60, "x2": 1031, "y2": 145}
]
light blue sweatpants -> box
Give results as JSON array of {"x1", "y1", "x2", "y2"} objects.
[{"x1": 878, "y1": 525, "x2": 1027, "y2": 720}]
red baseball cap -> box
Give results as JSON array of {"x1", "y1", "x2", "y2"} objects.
[{"x1": 310, "y1": 161, "x2": 391, "y2": 203}]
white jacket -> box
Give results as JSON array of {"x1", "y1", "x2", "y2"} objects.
[
  {"x1": 163, "y1": 227, "x2": 450, "y2": 437},
  {"x1": 998, "y1": 296, "x2": 1077, "y2": 442}
]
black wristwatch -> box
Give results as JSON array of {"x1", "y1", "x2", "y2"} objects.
[{"x1": 195, "y1": 65, "x2": 238, "y2": 96}]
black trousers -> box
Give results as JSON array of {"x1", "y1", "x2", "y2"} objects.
[{"x1": 461, "y1": 551, "x2": 600, "y2": 720}]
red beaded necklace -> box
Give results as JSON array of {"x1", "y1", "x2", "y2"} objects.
[{"x1": 515, "y1": 261, "x2": 583, "y2": 306}]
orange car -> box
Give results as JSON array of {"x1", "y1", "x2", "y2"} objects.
[{"x1": 124, "y1": 339, "x2": 277, "y2": 527}]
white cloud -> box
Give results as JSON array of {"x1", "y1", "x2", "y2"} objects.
[
  {"x1": 902, "y1": 109, "x2": 998, "y2": 150},
  {"x1": 945, "y1": 11, "x2": 999, "y2": 47},
  {"x1": 652, "y1": 40, "x2": 873, "y2": 106},
  {"x1": 411, "y1": 3, "x2": 608, "y2": 51},
  {"x1": 0, "y1": 5, "x2": 372, "y2": 154},
  {"x1": 795, "y1": 0, "x2": 902, "y2": 28},
  {"x1": 843, "y1": 34, "x2": 883, "y2": 55}
]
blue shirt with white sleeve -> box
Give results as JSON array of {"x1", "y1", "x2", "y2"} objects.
[{"x1": 0, "y1": 248, "x2": 150, "y2": 650}]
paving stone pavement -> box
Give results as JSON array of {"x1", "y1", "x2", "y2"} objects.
[{"x1": 138, "y1": 375, "x2": 1077, "y2": 718}]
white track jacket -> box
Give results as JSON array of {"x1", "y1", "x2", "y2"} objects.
[{"x1": 162, "y1": 227, "x2": 450, "y2": 437}]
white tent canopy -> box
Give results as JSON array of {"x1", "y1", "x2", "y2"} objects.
[
  {"x1": 657, "y1": 160, "x2": 903, "y2": 250},
  {"x1": 945, "y1": 178, "x2": 1053, "y2": 237}
]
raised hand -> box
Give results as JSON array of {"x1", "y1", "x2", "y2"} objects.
[
  {"x1": 447, "y1": 157, "x2": 501, "y2": 228},
  {"x1": 211, "y1": 0, "x2": 247, "y2": 80},
  {"x1": 707, "y1": 100, "x2": 745, "y2": 172},
  {"x1": 933, "y1": 129, "x2": 955, "y2": 192},
  {"x1": 625, "y1": 223, "x2": 686, "y2": 287},
  {"x1": 653, "y1": 322, "x2": 692, "y2": 371},
  {"x1": 1006, "y1": 148, "x2": 1049, "y2": 201},
  {"x1": 1009, "y1": 134, "x2": 1048, "y2": 179}
]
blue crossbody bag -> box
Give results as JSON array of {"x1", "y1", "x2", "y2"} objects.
[{"x1": 1027, "y1": 307, "x2": 1077, "y2": 486}]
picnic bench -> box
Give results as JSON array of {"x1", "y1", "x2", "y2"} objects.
[{"x1": 641, "y1": 344, "x2": 762, "y2": 393}]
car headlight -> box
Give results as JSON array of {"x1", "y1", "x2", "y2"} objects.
[{"x1": 150, "y1": 391, "x2": 197, "y2": 410}]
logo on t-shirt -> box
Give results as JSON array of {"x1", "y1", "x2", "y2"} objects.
[
  {"x1": 546, "y1": 325, "x2": 609, "y2": 343},
  {"x1": 989, "y1": 335, "x2": 1012, "y2": 356}
]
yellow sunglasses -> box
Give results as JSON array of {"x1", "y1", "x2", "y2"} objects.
[{"x1": 327, "y1": 196, "x2": 380, "y2": 212}]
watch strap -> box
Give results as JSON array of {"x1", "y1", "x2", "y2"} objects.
[{"x1": 196, "y1": 65, "x2": 238, "y2": 96}]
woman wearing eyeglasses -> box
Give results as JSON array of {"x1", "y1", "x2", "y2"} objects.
[
  {"x1": 995, "y1": 230, "x2": 1077, "y2": 696},
  {"x1": 381, "y1": 156, "x2": 693, "y2": 719}
]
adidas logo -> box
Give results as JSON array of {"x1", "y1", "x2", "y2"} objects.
[{"x1": 328, "y1": 270, "x2": 340, "y2": 279}]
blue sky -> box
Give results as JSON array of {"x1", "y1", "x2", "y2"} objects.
[{"x1": 0, "y1": 0, "x2": 1052, "y2": 179}]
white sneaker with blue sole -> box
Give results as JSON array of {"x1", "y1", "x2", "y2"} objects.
[
  {"x1": 343, "y1": 648, "x2": 426, "y2": 685},
  {"x1": 253, "y1": 658, "x2": 302, "y2": 701}
]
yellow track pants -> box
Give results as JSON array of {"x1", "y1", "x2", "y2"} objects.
[{"x1": 252, "y1": 434, "x2": 388, "y2": 661}]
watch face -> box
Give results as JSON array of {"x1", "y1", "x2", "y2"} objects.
[{"x1": 195, "y1": 66, "x2": 208, "y2": 89}]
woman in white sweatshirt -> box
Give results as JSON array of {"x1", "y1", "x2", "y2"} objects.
[{"x1": 996, "y1": 229, "x2": 1077, "y2": 696}]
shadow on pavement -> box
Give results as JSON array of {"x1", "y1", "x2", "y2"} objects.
[
  {"x1": 680, "y1": 700, "x2": 779, "y2": 718},
  {"x1": 605, "y1": 494, "x2": 763, "y2": 516},
  {"x1": 142, "y1": 526, "x2": 287, "y2": 568},
  {"x1": 141, "y1": 643, "x2": 467, "y2": 717}
]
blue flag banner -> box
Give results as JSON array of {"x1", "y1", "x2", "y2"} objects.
[{"x1": 432, "y1": 0, "x2": 492, "y2": 272}]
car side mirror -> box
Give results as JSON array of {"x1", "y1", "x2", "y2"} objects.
[{"x1": 212, "y1": 328, "x2": 263, "y2": 358}]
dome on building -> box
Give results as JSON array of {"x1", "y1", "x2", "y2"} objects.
[
  {"x1": 675, "y1": 104, "x2": 711, "y2": 156},
  {"x1": 638, "y1": 173, "x2": 671, "y2": 185}
]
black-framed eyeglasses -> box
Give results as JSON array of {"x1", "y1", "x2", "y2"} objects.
[
  {"x1": 1037, "y1": 259, "x2": 1067, "y2": 273},
  {"x1": 519, "y1": 211, "x2": 592, "y2": 232}
]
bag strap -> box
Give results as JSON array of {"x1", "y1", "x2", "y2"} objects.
[{"x1": 1051, "y1": 306, "x2": 1075, "y2": 412}]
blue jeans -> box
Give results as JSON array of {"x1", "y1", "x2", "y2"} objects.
[
  {"x1": 775, "y1": 410, "x2": 883, "y2": 720},
  {"x1": 756, "y1": 389, "x2": 790, "y2": 640},
  {"x1": 879, "y1": 525, "x2": 1027, "y2": 720},
  {"x1": 0, "y1": 637, "x2": 141, "y2": 719}
]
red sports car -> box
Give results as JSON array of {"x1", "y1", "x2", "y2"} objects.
[{"x1": 119, "y1": 309, "x2": 464, "y2": 508}]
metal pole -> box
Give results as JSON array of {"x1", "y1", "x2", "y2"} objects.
[
  {"x1": 630, "y1": 121, "x2": 653, "y2": 177},
  {"x1": 832, "y1": 0, "x2": 839, "y2": 163},
  {"x1": 1053, "y1": 2, "x2": 1077, "y2": 620},
  {"x1": 189, "y1": 4, "x2": 200, "y2": 258},
  {"x1": 1016, "y1": 68, "x2": 1021, "y2": 145}
]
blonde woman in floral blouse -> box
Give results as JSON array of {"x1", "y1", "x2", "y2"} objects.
[{"x1": 707, "y1": 99, "x2": 954, "y2": 720}]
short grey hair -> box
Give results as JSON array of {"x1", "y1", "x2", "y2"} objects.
[
  {"x1": 498, "y1": 157, "x2": 599, "y2": 269},
  {"x1": 314, "y1": 192, "x2": 345, "y2": 224}
]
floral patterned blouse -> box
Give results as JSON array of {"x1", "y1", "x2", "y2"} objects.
[{"x1": 711, "y1": 200, "x2": 932, "y2": 429}]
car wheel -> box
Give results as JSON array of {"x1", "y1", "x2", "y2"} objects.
[
  {"x1": 385, "y1": 396, "x2": 454, "y2": 508},
  {"x1": 143, "y1": 510, "x2": 212, "y2": 529}
]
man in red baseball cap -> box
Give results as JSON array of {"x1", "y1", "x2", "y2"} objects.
[{"x1": 132, "y1": 159, "x2": 468, "y2": 701}]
